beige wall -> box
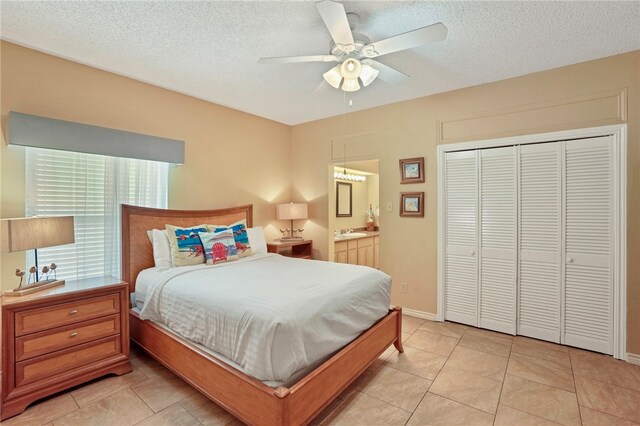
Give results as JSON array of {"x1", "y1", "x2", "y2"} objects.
[
  {"x1": 1, "y1": 40, "x2": 638, "y2": 354},
  {"x1": 0, "y1": 41, "x2": 291, "y2": 291},
  {"x1": 291, "y1": 51, "x2": 640, "y2": 354}
]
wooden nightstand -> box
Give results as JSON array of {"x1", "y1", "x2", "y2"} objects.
[
  {"x1": 1, "y1": 276, "x2": 132, "y2": 420},
  {"x1": 267, "y1": 240, "x2": 313, "y2": 259}
]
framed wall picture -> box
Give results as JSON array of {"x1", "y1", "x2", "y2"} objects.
[
  {"x1": 400, "y1": 192, "x2": 424, "y2": 217},
  {"x1": 399, "y1": 157, "x2": 425, "y2": 184},
  {"x1": 336, "y1": 182, "x2": 353, "y2": 217}
]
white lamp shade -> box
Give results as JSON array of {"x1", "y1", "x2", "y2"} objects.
[
  {"x1": 323, "y1": 65, "x2": 343, "y2": 89},
  {"x1": 360, "y1": 63, "x2": 379, "y2": 87},
  {"x1": 276, "y1": 203, "x2": 308, "y2": 220},
  {"x1": 340, "y1": 58, "x2": 362, "y2": 80},
  {"x1": 341, "y1": 78, "x2": 360, "y2": 92},
  {"x1": 3, "y1": 216, "x2": 75, "y2": 252}
]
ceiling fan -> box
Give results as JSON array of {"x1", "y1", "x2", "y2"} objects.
[{"x1": 258, "y1": 0, "x2": 447, "y2": 92}]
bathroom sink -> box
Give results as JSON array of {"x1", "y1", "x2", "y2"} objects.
[{"x1": 334, "y1": 232, "x2": 368, "y2": 240}]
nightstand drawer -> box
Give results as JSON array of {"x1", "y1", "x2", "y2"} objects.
[
  {"x1": 15, "y1": 294, "x2": 120, "y2": 336},
  {"x1": 15, "y1": 315, "x2": 121, "y2": 362},
  {"x1": 15, "y1": 335, "x2": 122, "y2": 387}
]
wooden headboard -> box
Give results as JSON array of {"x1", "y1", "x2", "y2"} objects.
[{"x1": 121, "y1": 204, "x2": 253, "y2": 293}]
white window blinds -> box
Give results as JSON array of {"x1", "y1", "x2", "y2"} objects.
[{"x1": 25, "y1": 147, "x2": 168, "y2": 280}]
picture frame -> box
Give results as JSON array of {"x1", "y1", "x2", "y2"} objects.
[
  {"x1": 399, "y1": 157, "x2": 425, "y2": 184},
  {"x1": 400, "y1": 192, "x2": 424, "y2": 217},
  {"x1": 336, "y1": 182, "x2": 353, "y2": 217}
]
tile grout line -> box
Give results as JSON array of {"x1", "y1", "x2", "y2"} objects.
[
  {"x1": 568, "y1": 347, "x2": 585, "y2": 425},
  {"x1": 491, "y1": 337, "x2": 513, "y2": 426},
  {"x1": 129, "y1": 381, "x2": 160, "y2": 415},
  {"x1": 498, "y1": 405, "x2": 565, "y2": 426},
  {"x1": 408, "y1": 326, "x2": 502, "y2": 421},
  {"x1": 581, "y1": 406, "x2": 640, "y2": 425},
  {"x1": 131, "y1": 401, "x2": 205, "y2": 426},
  {"x1": 571, "y1": 368, "x2": 640, "y2": 393},
  {"x1": 400, "y1": 322, "x2": 451, "y2": 426},
  {"x1": 351, "y1": 389, "x2": 414, "y2": 414},
  {"x1": 44, "y1": 393, "x2": 82, "y2": 426}
]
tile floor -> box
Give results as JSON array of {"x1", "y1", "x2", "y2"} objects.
[{"x1": 4, "y1": 315, "x2": 640, "y2": 425}]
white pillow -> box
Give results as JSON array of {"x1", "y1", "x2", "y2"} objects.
[
  {"x1": 246, "y1": 226, "x2": 267, "y2": 255},
  {"x1": 147, "y1": 229, "x2": 173, "y2": 269}
]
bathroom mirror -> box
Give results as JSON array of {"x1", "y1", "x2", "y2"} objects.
[{"x1": 336, "y1": 182, "x2": 352, "y2": 217}]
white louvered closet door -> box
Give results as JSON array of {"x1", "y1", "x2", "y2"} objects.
[
  {"x1": 518, "y1": 143, "x2": 562, "y2": 342},
  {"x1": 444, "y1": 150, "x2": 478, "y2": 326},
  {"x1": 563, "y1": 136, "x2": 614, "y2": 354},
  {"x1": 479, "y1": 147, "x2": 517, "y2": 334}
]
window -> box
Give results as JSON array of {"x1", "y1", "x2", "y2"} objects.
[{"x1": 26, "y1": 148, "x2": 169, "y2": 280}]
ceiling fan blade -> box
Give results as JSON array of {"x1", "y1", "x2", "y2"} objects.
[
  {"x1": 370, "y1": 60, "x2": 410, "y2": 85},
  {"x1": 259, "y1": 55, "x2": 339, "y2": 64},
  {"x1": 315, "y1": 0, "x2": 355, "y2": 48},
  {"x1": 362, "y1": 22, "x2": 447, "y2": 58}
]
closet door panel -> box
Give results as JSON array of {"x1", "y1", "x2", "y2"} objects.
[
  {"x1": 564, "y1": 136, "x2": 613, "y2": 354},
  {"x1": 519, "y1": 143, "x2": 562, "y2": 342},
  {"x1": 479, "y1": 147, "x2": 516, "y2": 334},
  {"x1": 444, "y1": 151, "x2": 478, "y2": 326}
]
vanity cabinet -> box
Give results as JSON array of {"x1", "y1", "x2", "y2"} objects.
[
  {"x1": 357, "y1": 237, "x2": 375, "y2": 268},
  {"x1": 335, "y1": 241, "x2": 358, "y2": 265},
  {"x1": 335, "y1": 249, "x2": 348, "y2": 264},
  {"x1": 335, "y1": 236, "x2": 379, "y2": 269}
]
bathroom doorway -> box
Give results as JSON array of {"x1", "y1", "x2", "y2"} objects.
[{"x1": 328, "y1": 160, "x2": 380, "y2": 268}]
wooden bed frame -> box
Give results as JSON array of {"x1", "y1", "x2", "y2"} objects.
[{"x1": 122, "y1": 204, "x2": 403, "y2": 426}]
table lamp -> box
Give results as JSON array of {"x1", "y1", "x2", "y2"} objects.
[
  {"x1": 276, "y1": 203, "x2": 308, "y2": 241},
  {"x1": 2, "y1": 216, "x2": 75, "y2": 296}
]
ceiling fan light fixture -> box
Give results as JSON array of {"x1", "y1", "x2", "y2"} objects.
[
  {"x1": 323, "y1": 65, "x2": 343, "y2": 89},
  {"x1": 341, "y1": 78, "x2": 360, "y2": 92},
  {"x1": 359, "y1": 63, "x2": 379, "y2": 87}
]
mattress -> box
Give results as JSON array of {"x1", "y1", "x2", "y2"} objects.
[
  {"x1": 134, "y1": 267, "x2": 163, "y2": 309},
  {"x1": 137, "y1": 253, "x2": 391, "y2": 383},
  {"x1": 131, "y1": 306, "x2": 324, "y2": 388}
]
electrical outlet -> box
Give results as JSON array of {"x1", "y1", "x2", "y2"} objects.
[
  {"x1": 386, "y1": 202, "x2": 393, "y2": 212},
  {"x1": 401, "y1": 282, "x2": 407, "y2": 293}
]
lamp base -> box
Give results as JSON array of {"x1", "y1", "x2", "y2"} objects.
[{"x1": 5, "y1": 279, "x2": 65, "y2": 297}]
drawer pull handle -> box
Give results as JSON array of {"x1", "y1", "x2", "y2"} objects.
[
  {"x1": 70, "y1": 332, "x2": 78, "y2": 338},
  {"x1": 69, "y1": 309, "x2": 78, "y2": 315}
]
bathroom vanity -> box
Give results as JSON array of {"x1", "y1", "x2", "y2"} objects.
[{"x1": 334, "y1": 231, "x2": 379, "y2": 269}]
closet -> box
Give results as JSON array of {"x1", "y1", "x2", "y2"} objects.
[{"x1": 443, "y1": 135, "x2": 616, "y2": 354}]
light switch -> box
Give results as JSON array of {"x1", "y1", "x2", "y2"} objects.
[{"x1": 386, "y1": 202, "x2": 392, "y2": 212}]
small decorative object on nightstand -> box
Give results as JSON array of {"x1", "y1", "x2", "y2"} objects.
[
  {"x1": 2, "y1": 216, "x2": 75, "y2": 296},
  {"x1": 276, "y1": 202, "x2": 308, "y2": 241},
  {"x1": 267, "y1": 240, "x2": 313, "y2": 259},
  {"x1": 0, "y1": 276, "x2": 132, "y2": 421}
]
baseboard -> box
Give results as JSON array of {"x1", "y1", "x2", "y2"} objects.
[
  {"x1": 401, "y1": 308, "x2": 437, "y2": 322},
  {"x1": 627, "y1": 353, "x2": 640, "y2": 365}
]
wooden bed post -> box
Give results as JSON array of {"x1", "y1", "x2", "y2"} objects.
[
  {"x1": 274, "y1": 387, "x2": 290, "y2": 426},
  {"x1": 393, "y1": 306, "x2": 404, "y2": 353}
]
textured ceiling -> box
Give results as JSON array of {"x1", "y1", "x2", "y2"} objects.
[{"x1": 1, "y1": 1, "x2": 639, "y2": 125}]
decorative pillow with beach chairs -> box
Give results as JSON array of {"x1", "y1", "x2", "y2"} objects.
[
  {"x1": 165, "y1": 224, "x2": 208, "y2": 267},
  {"x1": 198, "y1": 229, "x2": 240, "y2": 265},
  {"x1": 207, "y1": 220, "x2": 253, "y2": 258}
]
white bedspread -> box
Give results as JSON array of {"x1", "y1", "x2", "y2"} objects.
[{"x1": 138, "y1": 254, "x2": 391, "y2": 382}]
